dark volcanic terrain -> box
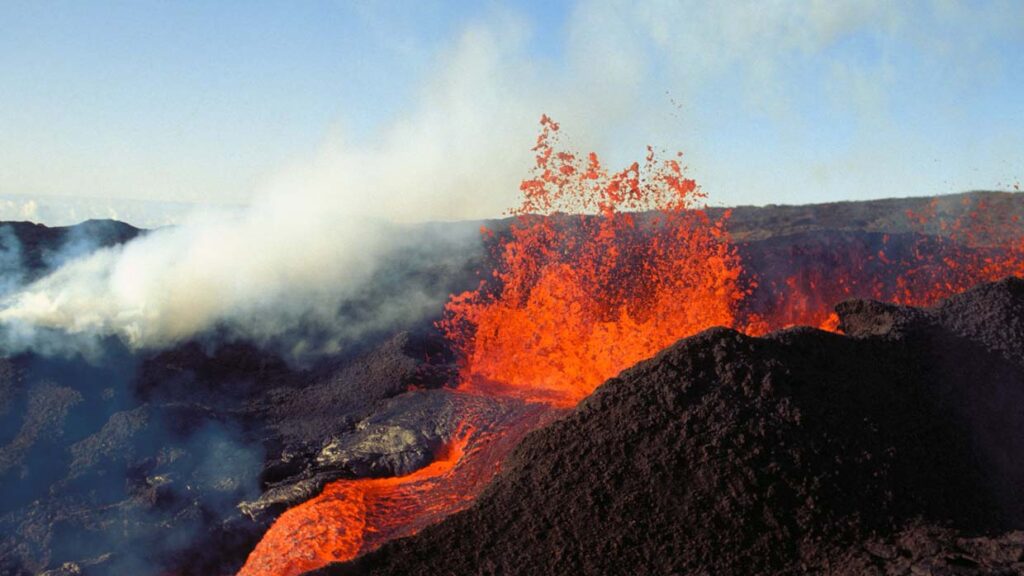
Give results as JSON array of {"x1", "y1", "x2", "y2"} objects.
[
  {"x1": 316, "y1": 277, "x2": 1024, "y2": 576},
  {"x1": 0, "y1": 191, "x2": 1022, "y2": 575}
]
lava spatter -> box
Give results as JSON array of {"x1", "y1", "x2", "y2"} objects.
[
  {"x1": 441, "y1": 115, "x2": 747, "y2": 406},
  {"x1": 241, "y1": 117, "x2": 1024, "y2": 575}
]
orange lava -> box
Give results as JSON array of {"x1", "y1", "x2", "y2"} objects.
[
  {"x1": 241, "y1": 116, "x2": 1024, "y2": 574},
  {"x1": 239, "y1": 427, "x2": 475, "y2": 576},
  {"x1": 756, "y1": 198, "x2": 1024, "y2": 330},
  {"x1": 238, "y1": 398, "x2": 553, "y2": 576},
  {"x1": 892, "y1": 198, "x2": 1024, "y2": 303},
  {"x1": 441, "y1": 115, "x2": 746, "y2": 406}
]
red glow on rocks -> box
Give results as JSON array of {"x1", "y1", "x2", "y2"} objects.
[
  {"x1": 241, "y1": 116, "x2": 1023, "y2": 574},
  {"x1": 239, "y1": 427, "x2": 475, "y2": 576}
]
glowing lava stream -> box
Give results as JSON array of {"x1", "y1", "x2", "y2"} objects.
[
  {"x1": 240, "y1": 117, "x2": 1024, "y2": 575},
  {"x1": 238, "y1": 397, "x2": 554, "y2": 576},
  {"x1": 238, "y1": 428, "x2": 471, "y2": 576}
]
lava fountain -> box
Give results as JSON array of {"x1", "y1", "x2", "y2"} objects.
[
  {"x1": 240, "y1": 116, "x2": 747, "y2": 575},
  {"x1": 441, "y1": 115, "x2": 747, "y2": 406},
  {"x1": 240, "y1": 116, "x2": 1023, "y2": 575}
]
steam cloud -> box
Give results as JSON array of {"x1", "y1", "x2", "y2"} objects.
[
  {"x1": 0, "y1": 19, "x2": 541, "y2": 359},
  {"x1": 0, "y1": 1, "x2": 1019, "y2": 358}
]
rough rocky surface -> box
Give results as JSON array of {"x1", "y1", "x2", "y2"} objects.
[
  {"x1": 0, "y1": 215, "x2": 481, "y2": 575},
  {"x1": 2, "y1": 193, "x2": 1024, "y2": 574},
  {"x1": 838, "y1": 524, "x2": 1024, "y2": 575},
  {"x1": 314, "y1": 278, "x2": 1024, "y2": 575},
  {"x1": 0, "y1": 328, "x2": 471, "y2": 576}
]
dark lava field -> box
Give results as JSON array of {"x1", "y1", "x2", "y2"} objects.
[{"x1": 1, "y1": 191, "x2": 1023, "y2": 575}]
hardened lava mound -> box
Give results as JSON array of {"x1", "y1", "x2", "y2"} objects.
[{"x1": 313, "y1": 277, "x2": 1024, "y2": 575}]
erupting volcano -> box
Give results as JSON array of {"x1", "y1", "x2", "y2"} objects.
[
  {"x1": 8, "y1": 5, "x2": 1024, "y2": 575},
  {"x1": 442, "y1": 115, "x2": 747, "y2": 406},
  {"x1": 240, "y1": 116, "x2": 753, "y2": 574},
  {"x1": 443, "y1": 117, "x2": 1024, "y2": 403},
  {"x1": 240, "y1": 117, "x2": 1024, "y2": 575}
]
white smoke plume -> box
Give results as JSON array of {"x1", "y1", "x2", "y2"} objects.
[
  {"x1": 0, "y1": 20, "x2": 539, "y2": 359},
  {"x1": 0, "y1": 1, "x2": 1019, "y2": 358}
]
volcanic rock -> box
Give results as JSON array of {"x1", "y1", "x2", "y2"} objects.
[
  {"x1": 0, "y1": 326, "x2": 463, "y2": 575},
  {"x1": 711, "y1": 190, "x2": 1024, "y2": 242},
  {"x1": 3, "y1": 197, "x2": 1024, "y2": 574},
  {"x1": 313, "y1": 277, "x2": 1024, "y2": 575},
  {"x1": 0, "y1": 219, "x2": 140, "y2": 283},
  {"x1": 239, "y1": 389, "x2": 478, "y2": 522}
]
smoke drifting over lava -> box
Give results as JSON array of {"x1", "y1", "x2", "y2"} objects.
[
  {"x1": 1, "y1": 2, "x2": 1021, "y2": 361},
  {"x1": 0, "y1": 123, "x2": 496, "y2": 359},
  {"x1": 232, "y1": 115, "x2": 1024, "y2": 574},
  {"x1": 0, "y1": 205, "x2": 390, "y2": 357}
]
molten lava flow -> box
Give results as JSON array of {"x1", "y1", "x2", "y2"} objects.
[
  {"x1": 441, "y1": 115, "x2": 746, "y2": 406},
  {"x1": 242, "y1": 116, "x2": 1024, "y2": 574},
  {"x1": 238, "y1": 398, "x2": 553, "y2": 576},
  {"x1": 755, "y1": 198, "x2": 1024, "y2": 330},
  {"x1": 892, "y1": 198, "x2": 1024, "y2": 304},
  {"x1": 241, "y1": 117, "x2": 750, "y2": 575},
  {"x1": 239, "y1": 426, "x2": 472, "y2": 576}
]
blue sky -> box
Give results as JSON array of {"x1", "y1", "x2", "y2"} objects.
[{"x1": 1, "y1": 1, "x2": 1022, "y2": 224}]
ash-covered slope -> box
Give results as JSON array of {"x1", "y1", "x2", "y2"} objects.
[{"x1": 316, "y1": 277, "x2": 1024, "y2": 575}]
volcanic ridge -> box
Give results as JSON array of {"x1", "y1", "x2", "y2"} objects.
[
  {"x1": 1, "y1": 192, "x2": 1024, "y2": 575},
  {"x1": 313, "y1": 277, "x2": 1024, "y2": 575}
]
